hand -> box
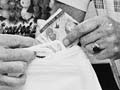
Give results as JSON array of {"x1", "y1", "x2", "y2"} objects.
[
  {"x1": 0, "y1": 34, "x2": 38, "y2": 88},
  {"x1": 63, "y1": 16, "x2": 120, "y2": 60}
]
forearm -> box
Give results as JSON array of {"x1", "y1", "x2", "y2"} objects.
[{"x1": 50, "y1": 1, "x2": 86, "y2": 23}]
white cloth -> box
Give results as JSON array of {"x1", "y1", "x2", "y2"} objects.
[
  {"x1": 57, "y1": 0, "x2": 90, "y2": 11},
  {"x1": 21, "y1": 45, "x2": 102, "y2": 90}
]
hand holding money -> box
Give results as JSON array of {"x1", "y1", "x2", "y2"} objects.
[
  {"x1": 0, "y1": 9, "x2": 79, "y2": 89},
  {"x1": 63, "y1": 16, "x2": 120, "y2": 60}
]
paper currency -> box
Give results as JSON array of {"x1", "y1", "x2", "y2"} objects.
[
  {"x1": 25, "y1": 40, "x2": 66, "y2": 58},
  {"x1": 36, "y1": 34, "x2": 49, "y2": 44},
  {"x1": 38, "y1": 8, "x2": 79, "y2": 43},
  {"x1": 26, "y1": 8, "x2": 79, "y2": 58},
  {"x1": 32, "y1": 8, "x2": 79, "y2": 58}
]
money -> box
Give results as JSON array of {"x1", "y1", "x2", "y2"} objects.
[
  {"x1": 36, "y1": 34, "x2": 49, "y2": 44},
  {"x1": 38, "y1": 8, "x2": 79, "y2": 43},
  {"x1": 25, "y1": 40, "x2": 66, "y2": 58},
  {"x1": 29, "y1": 8, "x2": 79, "y2": 58}
]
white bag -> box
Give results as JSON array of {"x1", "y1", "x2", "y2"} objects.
[{"x1": 22, "y1": 45, "x2": 102, "y2": 90}]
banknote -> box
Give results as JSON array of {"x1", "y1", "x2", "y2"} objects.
[
  {"x1": 28, "y1": 8, "x2": 79, "y2": 58},
  {"x1": 36, "y1": 34, "x2": 49, "y2": 44},
  {"x1": 38, "y1": 8, "x2": 79, "y2": 43},
  {"x1": 25, "y1": 40, "x2": 66, "y2": 58}
]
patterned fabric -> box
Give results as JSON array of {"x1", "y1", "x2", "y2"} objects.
[
  {"x1": 114, "y1": 0, "x2": 120, "y2": 12},
  {"x1": 92, "y1": 0, "x2": 120, "y2": 22},
  {"x1": 93, "y1": 0, "x2": 104, "y2": 9},
  {"x1": 0, "y1": 0, "x2": 52, "y2": 37},
  {"x1": 93, "y1": 0, "x2": 120, "y2": 13}
]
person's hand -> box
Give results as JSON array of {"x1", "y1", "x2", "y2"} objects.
[
  {"x1": 0, "y1": 34, "x2": 38, "y2": 89},
  {"x1": 63, "y1": 16, "x2": 120, "y2": 60}
]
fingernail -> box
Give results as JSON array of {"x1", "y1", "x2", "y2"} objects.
[{"x1": 63, "y1": 39, "x2": 70, "y2": 46}]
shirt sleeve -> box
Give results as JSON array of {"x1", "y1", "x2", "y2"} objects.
[{"x1": 57, "y1": 0, "x2": 90, "y2": 11}]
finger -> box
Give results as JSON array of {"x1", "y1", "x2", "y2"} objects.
[
  {"x1": 85, "y1": 38, "x2": 111, "y2": 54},
  {"x1": 95, "y1": 38, "x2": 109, "y2": 49},
  {"x1": 94, "y1": 47, "x2": 118, "y2": 60},
  {"x1": 80, "y1": 28, "x2": 106, "y2": 46},
  {"x1": 85, "y1": 43, "x2": 94, "y2": 54},
  {"x1": 95, "y1": 35, "x2": 117, "y2": 49},
  {"x1": 0, "y1": 74, "x2": 26, "y2": 87},
  {"x1": 63, "y1": 16, "x2": 108, "y2": 46},
  {"x1": 0, "y1": 34, "x2": 39, "y2": 48},
  {"x1": 65, "y1": 21, "x2": 76, "y2": 34},
  {"x1": 0, "y1": 61, "x2": 27, "y2": 74},
  {"x1": 85, "y1": 43, "x2": 105, "y2": 54},
  {"x1": 85, "y1": 43, "x2": 101, "y2": 54},
  {"x1": 0, "y1": 47, "x2": 36, "y2": 62}
]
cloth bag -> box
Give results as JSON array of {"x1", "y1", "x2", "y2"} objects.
[{"x1": 22, "y1": 45, "x2": 102, "y2": 90}]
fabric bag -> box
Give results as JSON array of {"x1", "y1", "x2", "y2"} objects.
[{"x1": 22, "y1": 45, "x2": 102, "y2": 90}]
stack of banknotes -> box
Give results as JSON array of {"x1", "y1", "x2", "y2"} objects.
[{"x1": 27, "y1": 8, "x2": 79, "y2": 57}]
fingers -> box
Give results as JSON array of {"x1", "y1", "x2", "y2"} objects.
[
  {"x1": 85, "y1": 36, "x2": 118, "y2": 60},
  {"x1": 0, "y1": 61, "x2": 27, "y2": 74},
  {"x1": 85, "y1": 41, "x2": 107, "y2": 54},
  {"x1": 0, "y1": 47, "x2": 36, "y2": 62},
  {"x1": 85, "y1": 43, "x2": 96, "y2": 54},
  {"x1": 85, "y1": 44, "x2": 113, "y2": 60},
  {"x1": 94, "y1": 47, "x2": 118, "y2": 60},
  {"x1": 0, "y1": 34, "x2": 39, "y2": 48},
  {"x1": 0, "y1": 74, "x2": 26, "y2": 87},
  {"x1": 85, "y1": 36, "x2": 113, "y2": 53},
  {"x1": 95, "y1": 39, "x2": 109, "y2": 49},
  {"x1": 80, "y1": 28, "x2": 106, "y2": 46},
  {"x1": 65, "y1": 21, "x2": 76, "y2": 34},
  {"x1": 94, "y1": 37, "x2": 119, "y2": 60},
  {"x1": 63, "y1": 16, "x2": 108, "y2": 46}
]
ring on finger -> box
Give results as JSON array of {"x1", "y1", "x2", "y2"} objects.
[{"x1": 92, "y1": 43, "x2": 103, "y2": 54}]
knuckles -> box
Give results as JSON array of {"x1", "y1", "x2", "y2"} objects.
[
  {"x1": 80, "y1": 37, "x2": 85, "y2": 45},
  {"x1": 14, "y1": 61, "x2": 27, "y2": 73},
  {"x1": 113, "y1": 47, "x2": 119, "y2": 53},
  {"x1": 106, "y1": 35, "x2": 117, "y2": 42}
]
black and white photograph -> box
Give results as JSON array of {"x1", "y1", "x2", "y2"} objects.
[{"x1": 0, "y1": 0, "x2": 120, "y2": 90}]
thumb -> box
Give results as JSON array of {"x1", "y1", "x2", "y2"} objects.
[{"x1": 63, "y1": 16, "x2": 106, "y2": 47}]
